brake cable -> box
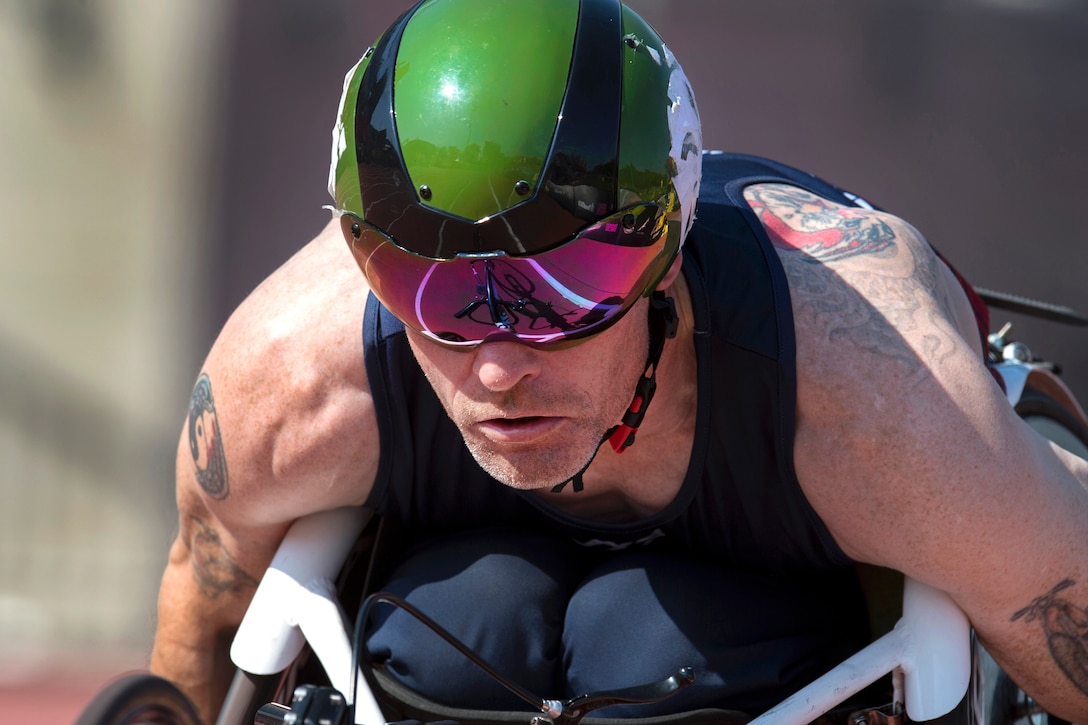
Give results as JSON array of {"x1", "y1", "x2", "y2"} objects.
[{"x1": 352, "y1": 591, "x2": 695, "y2": 725}]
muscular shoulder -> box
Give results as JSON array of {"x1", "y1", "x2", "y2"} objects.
[
  {"x1": 744, "y1": 182, "x2": 994, "y2": 556},
  {"x1": 183, "y1": 218, "x2": 378, "y2": 530},
  {"x1": 744, "y1": 182, "x2": 979, "y2": 367}
]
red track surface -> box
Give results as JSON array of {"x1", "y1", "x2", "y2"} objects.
[{"x1": 0, "y1": 666, "x2": 146, "y2": 724}]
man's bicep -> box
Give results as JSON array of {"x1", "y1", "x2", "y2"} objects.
[
  {"x1": 170, "y1": 364, "x2": 297, "y2": 601},
  {"x1": 797, "y1": 324, "x2": 1076, "y2": 576},
  {"x1": 172, "y1": 420, "x2": 287, "y2": 607}
]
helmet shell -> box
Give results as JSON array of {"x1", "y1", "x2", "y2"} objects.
[
  {"x1": 329, "y1": 0, "x2": 700, "y2": 269},
  {"x1": 385, "y1": 0, "x2": 578, "y2": 222}
]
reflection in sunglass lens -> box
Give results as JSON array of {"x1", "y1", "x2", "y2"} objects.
[{"x1": 342, "y1": 204, "x2": 673, "y2": 348}]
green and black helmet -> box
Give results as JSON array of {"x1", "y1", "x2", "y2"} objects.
[{"x1": 329, "y1": 0, "x2": 701, "y2": 348}]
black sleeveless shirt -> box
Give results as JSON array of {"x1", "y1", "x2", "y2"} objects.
[{"x1": 362, "y1": 152, "x2": 883, "y2": 572}]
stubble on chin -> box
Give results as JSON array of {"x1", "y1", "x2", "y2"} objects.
[
  {"x1": 457, "y1": 423, "x2": 600, "y2": 491},
  {"x1": 408, "y1": 328, "x2": 642, "y2": 490}
]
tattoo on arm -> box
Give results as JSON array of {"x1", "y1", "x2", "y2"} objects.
[
  {"x1": 746, "y1": 184, "x2": 896, "y2": 262},
  {"x1": 745, "y1": 184, "x2": 964, "y2": 374},
  {"x1": 1012, "y1": 579, "x2": 1088, "y2": 695},
  {"x1": 189, "y1": 373, "x2": 229, "y2": 499},
  {"x1": 189, "y1": 515, "x2": 259, "y2": 599}
]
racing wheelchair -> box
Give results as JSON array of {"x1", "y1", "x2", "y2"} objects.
[{"x1": 74, "y1": 289, "x2": 1088, "y2": 725}]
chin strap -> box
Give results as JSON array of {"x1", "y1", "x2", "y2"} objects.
[{"x1": 552, "y1": 292, "x2": 679, "y2": 493}]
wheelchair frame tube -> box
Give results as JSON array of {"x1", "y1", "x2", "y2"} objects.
[
  {"x1": 229, "y1": 507, "x2": 384, "y2": 724},
  {"x1": 747, "y1": 577, "x2": 971, "y2": 725}
]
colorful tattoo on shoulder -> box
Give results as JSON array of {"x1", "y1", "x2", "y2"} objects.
[
  {"x1": 1012, "y1": 579, "x2": 1088, "y2": 695},
  {"x1": 746, "y1": 185, "x2": 896, "y2": 262},
  {"x1": 188, "y1": 515, "x2": 258, "y2": 599},
  {"x1": 189, "y1": 373, "x2": 229, "y2": 500}
]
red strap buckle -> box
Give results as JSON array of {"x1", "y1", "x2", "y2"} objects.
[{"x1": 609, "y1": 394, "x2": 646, "y2": 453}]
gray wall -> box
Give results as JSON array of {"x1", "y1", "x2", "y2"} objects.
[{"x1": 0, "y1": 1, "x2": 226, "y2": 677}]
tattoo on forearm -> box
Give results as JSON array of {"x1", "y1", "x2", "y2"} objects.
[
  {"x1": 189, "y1": 373, "x2": 229, "y2": 499},
  {"x1": 189, "y1": 515, "x2": 258, "y2": 599},
  {"x1": 1012, "y1": 579, "x2": 1088, "y2": 695}
]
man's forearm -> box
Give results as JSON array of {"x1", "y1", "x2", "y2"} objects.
[
  {"x1": 150, "y1": 625, "x2": 235, "y2": 724},
  {"x1": 996, "y1": 577, "x2": 1088, "y2": 723},
  {"x1": 151, "y1": 549, "x2": 253, "y2": 724}
]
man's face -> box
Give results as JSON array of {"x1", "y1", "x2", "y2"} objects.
[{"x1": 406, "y1": 297, "x2": 652, "y2": 490}]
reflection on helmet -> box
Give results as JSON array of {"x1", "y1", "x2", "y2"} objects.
[{"x1": 329, "y1": 0, "x2": 702, "y2": 345}]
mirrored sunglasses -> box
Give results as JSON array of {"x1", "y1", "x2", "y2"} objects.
[{"x1": 341, "y1": 204, "x2": 674, "y2": 348}]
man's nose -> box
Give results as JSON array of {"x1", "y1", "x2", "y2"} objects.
[{"x1": 472, "y1": 341, "x2": 543, "y2": 392}]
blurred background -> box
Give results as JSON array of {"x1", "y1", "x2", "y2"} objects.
[{"x1": 1, "y1": 0, "x2": 1085, "y2": 720}]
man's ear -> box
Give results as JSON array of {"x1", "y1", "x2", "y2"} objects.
[{"x1": 656, "y1": 252, "x2": 684, "y2": 291}]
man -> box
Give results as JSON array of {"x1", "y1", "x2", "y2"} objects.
[{"x1": 151, "y1": 0, "x2": 1088, "y2": 722}]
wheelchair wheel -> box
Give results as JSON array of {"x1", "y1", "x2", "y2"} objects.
[
  {"x1": 1015, "y1": 386, "x2": 1088, "y2": 459},
  {"x1": 989, "y1": 670, "x2": 1070, "y2": 725},
  {"x1": 74, "y1": 673, "x2": 202, "y2": 725}
]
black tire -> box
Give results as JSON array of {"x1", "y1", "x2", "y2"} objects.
[
  {"x1": 74, "y1": 673, "x2": 203, "y2": 725},
  {"x1": 1015, "y1": 387, "x2": 1088, "y2": 459}
]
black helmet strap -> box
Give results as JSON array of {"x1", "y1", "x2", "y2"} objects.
[{"x1": 552, "y1": 291, "x2": 679, "y2": 493}]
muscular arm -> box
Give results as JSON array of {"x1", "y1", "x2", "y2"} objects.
[
  {"x1": 151, "y1": 219, "x2": 380, "y2": 722},
  {"x1": 746, "y1": 183, "x2": 1088, "y2": 721},
  {"x1": 150, "y1": 380, "x2": 285, "y2": 721}
]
